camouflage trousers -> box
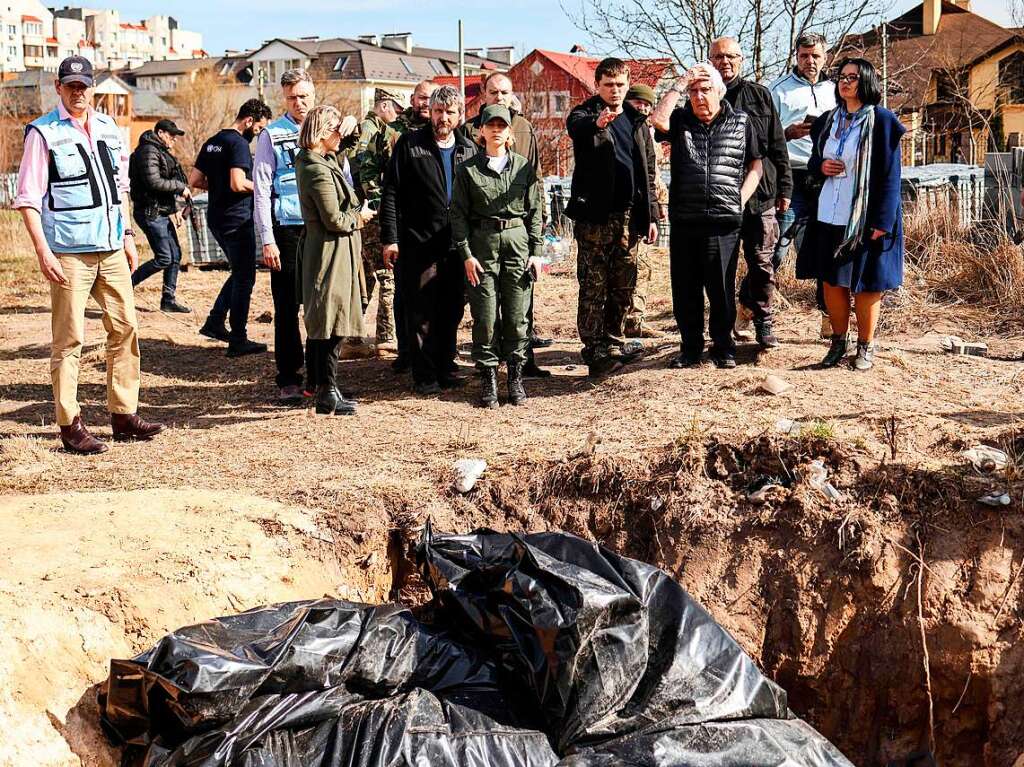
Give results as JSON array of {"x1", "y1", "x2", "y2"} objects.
[
  {"x1": 624, "y1": 242, "x2": 652, "y2": 335},
  {"x1": 360, "y1": 219, "x2": 396, "y2": 344},
  {"x1": 575, "y1": 212, "x2": 639, "y2": 361}
]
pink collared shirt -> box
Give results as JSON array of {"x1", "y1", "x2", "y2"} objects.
[{"x1": 14, "y1": 102, "x2": 130, "y2": 212}]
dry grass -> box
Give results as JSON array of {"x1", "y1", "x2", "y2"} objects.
[{"x1": 897, "y1": 199, "x2": 1024, "y2": 334}]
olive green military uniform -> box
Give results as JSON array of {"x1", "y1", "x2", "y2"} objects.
[
  {"x1": 462, "y1": 110, "x2": 549, "y2": 367},
  {"x1": 451, "y1": 151, "x2": 543, "y2": 369},
  {"x1": 355, "y1": 110, "x2": 398, "y2": 343}
]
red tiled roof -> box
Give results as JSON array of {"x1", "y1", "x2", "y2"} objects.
[
  {"x1": 21, "y1": 15, "x2": 42, "y2": 23},
  {"x1": 119, "y1": 22, "x2": 147, "y2": 30},
  {"x1": 530, "y1": 49, "x2": 673, "y2": 92},
  {"x1": 432, "y1": 74, "x2": 482, "y2": 100}
]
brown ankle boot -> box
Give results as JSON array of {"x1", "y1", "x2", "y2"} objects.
[
  {"x1": 60, "y1": 416, "x2": 109, "y2": 455},
  {"x1": 111, "y1": 412, "x2": 165, "y2": 442}
]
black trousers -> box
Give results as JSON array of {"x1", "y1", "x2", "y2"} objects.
[
  {"x1": 669, "y1": 223, "x2": 741, "y2": 357},
  {"x1": 738, "y1": 209, "x2": 780, "y2": 322},
  {"x1": 270, "y1": 225, "x2": 307, "y2": 388},
  {"x1": 393, "y1": 258, "x2": 408, "y2": 357},
  {"x1": 208, "y1": 224, "x2": 257, "y2": 343},
  {"x1": 307, "y1": 336, "x2": 342, "y2": 390},
  {"x1": 399, "y1": 245, "x2": 465, "y2": 385}
]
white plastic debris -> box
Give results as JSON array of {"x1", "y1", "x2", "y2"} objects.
[
  {"x1": 978, "y1": 491, "x2": 1011, "y2": 507},
  {"x1": 804, "y1": 459, "x2": 844, "y2": 502},
  {"x1": 748, "y1": 483, "x2": 782, "y2": 503},
  {"x1": 453, "y1": 459, "x2": 487, "y2": 494},
  {"x1": 760, "y1": 375, "x2": 794, "y2": 396},
  {"x1": 961, "y1": 446, "x2": 1008, "y2": 473},
  {"x1": 776, "y1": 418, "x2": 803, "y2": 436},
  {"x1": 940, "y1": 336, "x2": 988, "y2": 357}
]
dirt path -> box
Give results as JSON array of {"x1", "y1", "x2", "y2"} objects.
[{"x1": 2, "y1": 254, "x2": 1024, "y2": 765}]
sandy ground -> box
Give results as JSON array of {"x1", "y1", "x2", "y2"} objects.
[{"x1": 2, "y1": 248, "x2": 1024, "y2": 765}]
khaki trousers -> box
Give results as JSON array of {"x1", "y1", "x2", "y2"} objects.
[{"x1": 49, "y1": 250, "x2": 141, "y2": 426}]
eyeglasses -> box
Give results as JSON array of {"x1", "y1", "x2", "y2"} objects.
[
  {"x1": 836, "y1": 74, "x2": 860, "y2": 83},
  {"x1": 711, "y1": 53, "x2": 742, "y2": 62}
]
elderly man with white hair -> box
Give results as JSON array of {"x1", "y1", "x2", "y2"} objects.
[{"x1": 651, "y1": 63, "x2": 763, "y2": 369}]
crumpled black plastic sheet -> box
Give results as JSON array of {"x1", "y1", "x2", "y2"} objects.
[{"x1": 100, "y1": 528, "x2": 853, "y2": 767}]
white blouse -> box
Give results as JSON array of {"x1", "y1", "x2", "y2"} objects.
[{"x1": 816, "y1": 118, "x2": 863, "y2": 227}]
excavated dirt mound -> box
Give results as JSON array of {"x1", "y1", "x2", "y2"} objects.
[
  {"x1": 0, "y1": 490, "x2": 391, "y2": 767},
  {"x1": 384, "y1": 434, "x2": 1024, "y2": 767}
]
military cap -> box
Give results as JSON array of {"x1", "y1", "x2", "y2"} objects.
[{"x1": 626, "y1": 84, "x2": 657, "y2": 105}]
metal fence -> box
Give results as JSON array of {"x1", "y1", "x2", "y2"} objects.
[
  {"x1": 900, "y1": 164, "x2": 987, "y2": 226},
  {"x1": 184, "y1": 193, "x2": 228, "y2": 267}
]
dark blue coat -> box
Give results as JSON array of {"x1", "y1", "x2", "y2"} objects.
[{"x1": 797, "y1": 106, "x2": 906, "y2": 292}]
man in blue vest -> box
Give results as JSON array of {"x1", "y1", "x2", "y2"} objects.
[
  {"x1": 253, "y1": 68, "x2": 314, "y2": 404},
  {"x1": 15, "y1": 55, "x2": 165, "y2": 454}
]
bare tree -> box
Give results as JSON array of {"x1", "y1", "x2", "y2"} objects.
[
  {"x1": 561, "y1": 0, "x2": 882, "y2": 81},
  {"x1": 165, "y1": 70, "x2": 248, "y2": 170}
]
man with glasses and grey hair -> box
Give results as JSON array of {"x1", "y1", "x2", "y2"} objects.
[
  {"x1": 770, "y1": 32, "x2": 836, "y2": 336},
  {"x1": 710, "y1": 36, "x2": 792, "y2": 350},
  {"x1": 652, "y1": 63, "x2": 763, "y2": 370},
  {"x1": 380, "y1": 85, "x2": 479, "y2": 396},
  {"x1": 253, "y1": 68, "x2": 315, "y2": 404}
]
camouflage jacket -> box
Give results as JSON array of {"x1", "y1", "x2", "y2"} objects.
[
  {"x1": 390, "y1": 107, "x2": 427, "y2": 138},
  {"x1": 355, "y1": 110, "x2": 398, "y2": 204}
]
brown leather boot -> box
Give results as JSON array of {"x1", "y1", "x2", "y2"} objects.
[
  {"x1": 111, "y1": 413, "x2": 165, "y2": 442},
  {"x1": 60, "y1": 416, "x2": 109, "y2": 455}
]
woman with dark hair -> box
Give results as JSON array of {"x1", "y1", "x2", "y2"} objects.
[{"x1": 797, "y1": 57, "x2": 905, "y2": 371}]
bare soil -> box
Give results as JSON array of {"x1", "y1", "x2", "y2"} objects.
[{"x1": 2, "y1": 249, "x2": 1024, "y2": 766}]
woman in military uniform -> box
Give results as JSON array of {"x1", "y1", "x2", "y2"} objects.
[{"x1": 450, "y1": 104, "x2": 544, "y2": 408}]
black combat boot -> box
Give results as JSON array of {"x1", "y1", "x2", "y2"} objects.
[
  {"x1": 507, "y1": 360, "x2": 527, "y2": 406},
  {"x1": 479, "y1": 367, "x2": 498, "y2": 409},
  {"x1": 314, "y1": 384, "x2": 340, "y2": 415}
]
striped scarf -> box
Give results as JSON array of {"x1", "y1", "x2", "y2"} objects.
[{"x1": 816, "y1": 105, "x2": 875, "y2": 256}]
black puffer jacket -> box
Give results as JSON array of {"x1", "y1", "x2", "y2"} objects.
[
  {"x1": 128, "y1": 130, "x2": 187, "y2": 221},
  {"x1": 660, "y1": 101, "x2": 751, "y2": 225},
  {"x1": 564, "y1": 96, "x2": 658, "y2": 231},
  {"x1": 724, "y1": 77, "x2": 792, "y2": 214}
]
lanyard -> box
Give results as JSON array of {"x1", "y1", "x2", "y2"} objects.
[{"x1": 834, "y1": 110, "x2": 859, "y2": 157}]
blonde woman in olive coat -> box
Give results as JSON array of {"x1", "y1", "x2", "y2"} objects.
[{"x1": 294, "y1": 105, "x2": 373, "y2": 415}]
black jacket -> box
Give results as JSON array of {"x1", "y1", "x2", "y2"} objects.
[
  {"x1": 380, "y1": 126, "x2": 479, "y2": 251},
  {"x1": 564, "y1": 96, "x2": 658, "y2": 231},
  {"x1": 128, "y1": 130, "x2": 187, "y2": 221},
  {"x1": 661, "y1": 101, "x2": 750, "y2": 225},
  {"x1": 723, "y1": 77, "x2": 792, "y2": 214}
]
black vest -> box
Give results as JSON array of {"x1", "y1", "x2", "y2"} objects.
[{"x1": 668, "y1": 103, "x2": 748, "y2": 224}]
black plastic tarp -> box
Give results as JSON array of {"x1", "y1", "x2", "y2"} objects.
[{"x1": 100, "y1": 529, "x2": 854, "y2": 767}]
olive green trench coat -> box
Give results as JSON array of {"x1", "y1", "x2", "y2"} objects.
[{"x1": 294, "y1": 149, "x2": 365, "y2": 340}]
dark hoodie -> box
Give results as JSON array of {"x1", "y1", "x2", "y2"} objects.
[
  {"x1": 128, "y1": 130, "x2": 187, "y2": 221},
  {"x1": 564, "y1": 95, "x2": 658, "y2": 231}
]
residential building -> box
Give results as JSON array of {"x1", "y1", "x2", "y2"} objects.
[
  {"x1": 121, "y1": 57, "x2": 218, "y2": 95},
  {"x1": 41, "y1": 7, "x2": 206, "y2": 70},
  {"x1": 245, "y1": 34, "x2": 513, "y2": 114},
  {"x1": 489, "y1": 48, "x2": 675, "y2": 175},
  {"x1": 0, "y1": 0, "x2": 52, "y2": 73},
  {"x1": 838, "y1": 0, "x2": 1024, "y2": 165}
]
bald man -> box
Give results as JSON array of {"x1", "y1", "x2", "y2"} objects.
[{"x1": 461, "y1": 72, "x2": 551, "y2": 378}]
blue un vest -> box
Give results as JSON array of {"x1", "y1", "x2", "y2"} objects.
[
  {"x1": 28, "y1": 108, "x2": 124, "y2": 254},
  {"x1": 267, "y1": 114, "x2": 302, "y2": 227}
]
